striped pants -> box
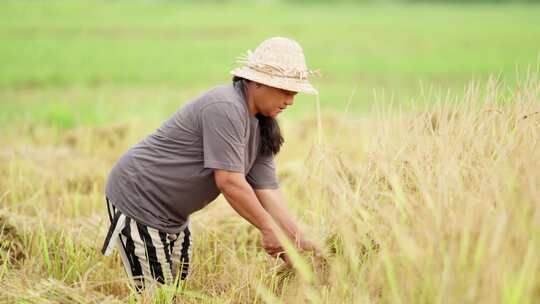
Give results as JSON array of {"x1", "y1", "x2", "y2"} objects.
[{"x1": 101, "y1": 197, "x2": 192, "y2": 292}]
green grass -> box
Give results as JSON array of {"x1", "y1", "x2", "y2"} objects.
[{"x1": 1, "y1": 0, "x2": 539, "y2": 128}]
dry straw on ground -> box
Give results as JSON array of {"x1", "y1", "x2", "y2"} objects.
[{"x1": 0, "y1": 74, "x2": 539, "y2": 303}]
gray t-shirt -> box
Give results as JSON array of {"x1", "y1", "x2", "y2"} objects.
[{"x1": 105, "y1": 81, "x2": 279, "y2": 233}]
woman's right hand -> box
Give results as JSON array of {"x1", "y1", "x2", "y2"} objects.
[{"x1": 261, "y1": 229, "x2": 292, "y2": 265}]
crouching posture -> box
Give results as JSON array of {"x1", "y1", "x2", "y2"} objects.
[{"x1": 101, "y1": 37, "x2": 320, "y2": 293}]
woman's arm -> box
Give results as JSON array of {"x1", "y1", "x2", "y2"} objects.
[
  {"x1": 253, "y1": 188, "x2": 300, "y2": 238},
  {"x1": 214, "y1": 169, "x2": 291, "y2": 263},
  {"x1": 215, "y1": 170, "x2": 274, "y2": 232},
  {"x1": 254, "y1": 188, "x2": 319, "y2": 253}
]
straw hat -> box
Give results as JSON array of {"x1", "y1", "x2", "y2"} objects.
[{"x1": 230, "y1": 37, "x2": 319, "y2": 95}]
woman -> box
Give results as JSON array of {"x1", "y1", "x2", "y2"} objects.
[{"x1": 101, "y1": 37, "x2": 320, "y2": 293}]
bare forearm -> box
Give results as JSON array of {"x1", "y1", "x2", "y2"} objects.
[
  {"x1": 220, "y1": 179, "x2": 276, "y2": 233},
  {"x1": 255, "y1": 188, "x2": 300, "y2": 238}
]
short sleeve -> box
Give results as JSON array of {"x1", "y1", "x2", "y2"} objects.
[
  {"x1": 202, "y1": 102, "x2": 246, "y2": 173},
  {"x1": 247, "y1": 152, "x2": 279, "y2": 189}
]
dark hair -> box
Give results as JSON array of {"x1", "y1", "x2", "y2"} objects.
[{"x1": 232, "y1": 76, "x2": 284, "y2": 156}]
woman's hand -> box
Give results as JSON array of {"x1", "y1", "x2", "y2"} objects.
[
  {"x1": 261, "y1": 228, "x2": 292, "y2": 265},
  {"x1": 262, "y1": 228, "x2": 322, "y2": 267}
]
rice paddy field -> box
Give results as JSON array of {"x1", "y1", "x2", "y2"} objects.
[{"x1": 1, "y1": 1, "x2": 540, "y2": 303}]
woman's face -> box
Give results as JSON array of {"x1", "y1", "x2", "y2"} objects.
[{"x1": 252, "y1": 83, "x2": 298, "y2": 118}]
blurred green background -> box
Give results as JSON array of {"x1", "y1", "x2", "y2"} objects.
[{"x1": 1, "y1": 0, "x2": 539, "y2": 129}]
